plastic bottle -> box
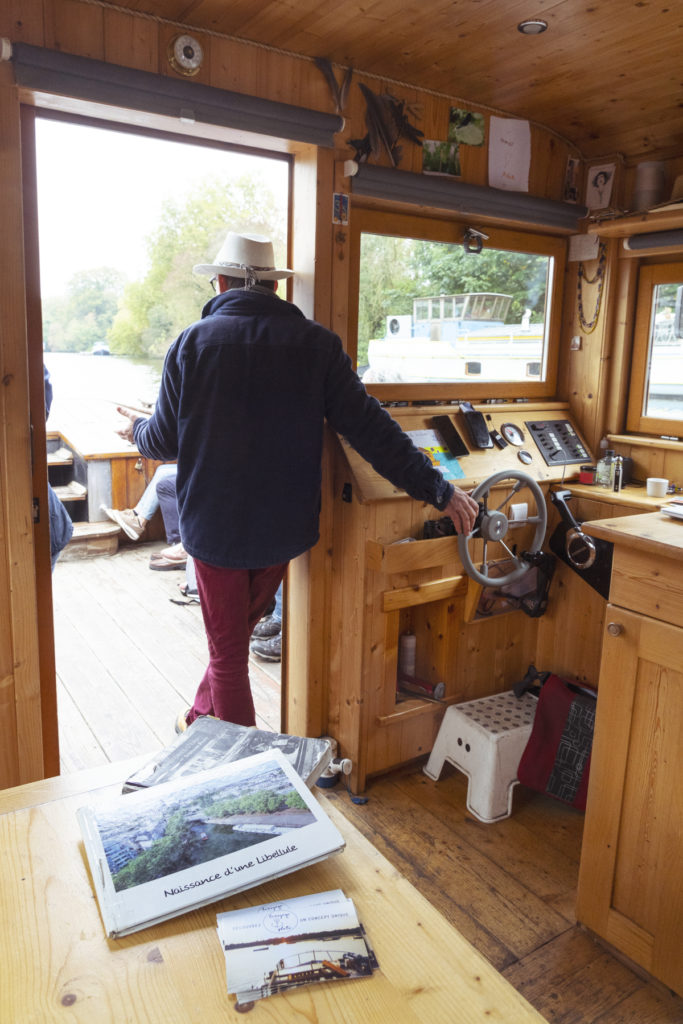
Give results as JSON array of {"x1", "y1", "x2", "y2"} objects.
[
  {"x1": 398, "y1": 631, "x2": 416, "y2": 677},
  {"x1": 596, "y1": 449, "x2": 616, "y2": 488}
]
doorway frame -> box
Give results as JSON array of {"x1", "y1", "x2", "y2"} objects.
[{"x1": 2, "y1": 79, "x2": 329, "y2": 786}]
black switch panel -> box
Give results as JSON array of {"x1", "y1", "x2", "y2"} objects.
[{"x1": 524, "y1": 420, "x2": 591, "y2": 466}]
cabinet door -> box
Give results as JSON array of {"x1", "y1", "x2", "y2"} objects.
[{"x1": 576, "y1": 605, "x2": 683, "y2": 995}]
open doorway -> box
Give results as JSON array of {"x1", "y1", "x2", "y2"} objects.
[{"x1": 35, "y1": 112, "x2": 290, "y2": 773}]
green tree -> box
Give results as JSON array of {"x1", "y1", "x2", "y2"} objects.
[
  {"x1": 357, "y1": 233, "x2": 417, "y2": 366},
  {"x1": 109, "y1": 174, "x2": 286, "y2": 357},
  {"x1": 43, "y1": 266, "x2": 125, "y2": 352}
]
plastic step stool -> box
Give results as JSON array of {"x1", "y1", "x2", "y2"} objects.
[{"x1": 423, "y1": 691, "x2": 537, "y2": 823}]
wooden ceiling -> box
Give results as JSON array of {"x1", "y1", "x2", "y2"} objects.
[{"x1": 111, "y1": 0, "x2": 683, "y2": 162}]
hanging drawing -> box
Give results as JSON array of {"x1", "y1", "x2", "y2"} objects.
[{"x1": 585, "y1": 163, "x2": 615, "y2": 210}]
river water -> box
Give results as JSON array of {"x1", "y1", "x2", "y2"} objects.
[{"x1": 43, "y1": 351, "x2": 164, "y2": 452}]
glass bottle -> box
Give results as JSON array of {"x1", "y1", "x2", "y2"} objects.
[{"x1": 596, "y1": 449, "x2": 616, "y2": 488}]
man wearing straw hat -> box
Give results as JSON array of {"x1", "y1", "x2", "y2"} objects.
[{"x1": 116, "y1": 231, "x2": 478, "y2": 732}]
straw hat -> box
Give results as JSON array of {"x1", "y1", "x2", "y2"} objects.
[{"x1": 193, "y1": 232, "x2": 293, "y2": 280}]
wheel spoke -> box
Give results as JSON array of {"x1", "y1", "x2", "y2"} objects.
[
  {"x1": 480, "y1": 538, "x2": 489, "y2": 573},
  {"x1": 498, "y1": 538, "x2": 520, "y2": 562},
  {"x1": 493, "y1": 480, "x2": 524, "y2": 513}
]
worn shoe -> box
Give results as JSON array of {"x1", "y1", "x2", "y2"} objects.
[
  {"x1": 252, "y1": 615, "x2": 281, "y2": 639},
  {"x1": 101, "y1": 506, "x2": 147, "y2": 541},
  {"x1": 149, "y1": 542, "x2": 188, "y2": 571},
  {"x1": 177, "y1": 581, "x2": 200, "y2": 603},
  {"x1": 250, "y1": 633, "x2": 282, "y2": 662},
  {"x1": 174, "y1": 708, "x2": 191, "y2": 734}
]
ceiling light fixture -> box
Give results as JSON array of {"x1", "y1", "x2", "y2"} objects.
[{"x1": 517, "y1": 19, "x2": 548, "y2": 34}]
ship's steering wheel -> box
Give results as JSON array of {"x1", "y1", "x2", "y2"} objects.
[{"x1": 457, "y1": 469, "x2": 547, "y2": 587}]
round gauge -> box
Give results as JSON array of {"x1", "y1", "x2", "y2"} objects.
[
  {"x1": 518, "y1": 449, "x2": 533, "y2": 465},
  {"x1": 168, "y1": 34, "x2": 204, "y2": 76},
  {"x1": 501, "y1": 422, "x2": 525, "y2": 446}
]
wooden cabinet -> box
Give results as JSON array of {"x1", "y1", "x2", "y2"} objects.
[
  {"x1": 577, "y1": 514, "x2": 683, "y2": 996},
  {"x1": 313, "y1": 402, "x2": 588, "y2": 793}
]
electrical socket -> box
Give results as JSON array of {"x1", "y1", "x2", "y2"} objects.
[{"x1": 570, "y1": 335, "x2": 582, "y2": 350}]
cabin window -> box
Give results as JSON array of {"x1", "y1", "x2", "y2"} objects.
[
  {"x1": 627, "y1": 262, "x2": 683, "y2": 436},
  {"x1": 349, "y1": 208, "x2": 566, "y2": 401}
]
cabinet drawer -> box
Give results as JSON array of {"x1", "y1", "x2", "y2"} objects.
[{"x1": 611, "y1": 546, "x2": 683, "y2": 627}]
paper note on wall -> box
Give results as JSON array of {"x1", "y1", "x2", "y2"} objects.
[{"x1": 488, "y1": 116, "x2": 531, "y2": 192}]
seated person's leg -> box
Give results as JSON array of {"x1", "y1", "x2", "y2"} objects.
[
  {"x1": 102, "y1": 463, "x2": 177, "y2": 541},
  {"x1": 156, "y1": 472, "x2": 181, "y2": 545}
]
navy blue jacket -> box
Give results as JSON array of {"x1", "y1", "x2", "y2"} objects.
[{"x1": 134, "y1": 288, "x2": 454, "y2": 568}]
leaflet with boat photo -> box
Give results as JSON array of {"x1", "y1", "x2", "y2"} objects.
[
  {"x1": 216, "y1": 889, "x2": 378, "y2": 1004},
  {"x1": 77, "y1": 748, "x2": 345, "y2": 938},
  {"x1": 122, "y1": 716, "x2": 333, "y2": 793}
]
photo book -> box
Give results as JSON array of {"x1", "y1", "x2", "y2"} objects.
[
  {"x1": 77, "y1": 748, "x2": 345, "y2": 938},
  {"x1": 217, "y1": 888, "x2": 378, "y2": 1004},
  {"x1": 122, "y1": 717, "x2": 333, "y2": 793}
]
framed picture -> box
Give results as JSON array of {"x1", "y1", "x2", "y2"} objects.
[
  {"x1": 563, "y1": 157, "x2": 580, "y2": 203},
  {"x1": 585, "y1": 162, "x2": 615, "y2": 210}
]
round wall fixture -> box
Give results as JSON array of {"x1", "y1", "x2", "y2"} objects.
[
  {"x1": 168, "y1": 34, "x2": 204, "y2": 76},
  {"x1": 518, "y1": 450, "x2": 533, "y2": 465}
]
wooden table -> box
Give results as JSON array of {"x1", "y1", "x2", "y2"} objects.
[{"x1": 0, "y1": 759, "x2": 548, "y2": 1023}]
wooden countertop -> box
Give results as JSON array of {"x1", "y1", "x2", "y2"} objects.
[
  {"x1": 0, "y1": 762, "x2": 547, "y2": 1024},
  {"x1": 559, "y1": 482, "x2": 669, "y2": 511},
  {"x1": 582, "y1": 510, "x2": 683, "y2": 561}
]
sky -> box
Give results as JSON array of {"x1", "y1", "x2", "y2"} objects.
[{"x1": 35, "y1": 117, "x2": 289, "y2": 298}]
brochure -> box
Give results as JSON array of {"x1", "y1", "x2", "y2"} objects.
[
  {"x1": 122, "y1": 717, "x2": 333, "y2": 793},
  {"x1": 216, "y1": 889, "x2": 378, "y2": 1004},
  {"x1": 406, "y1": 428, "x2": 466, "y2": 481},
  {"x1": 77, "y1": 748, "x2": 345, "y2": 938}
]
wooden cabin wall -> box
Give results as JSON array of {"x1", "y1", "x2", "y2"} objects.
[
  {"x1": 3, "y1": 0, "x2": 683, "y2": 785},
  {"x1": 0, "y1": 0, "x2": 586, "y2": 786}
]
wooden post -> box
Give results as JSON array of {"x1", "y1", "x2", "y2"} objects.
[{"x1": 0, "y1": 67, "x2": 48, "y2": 786}]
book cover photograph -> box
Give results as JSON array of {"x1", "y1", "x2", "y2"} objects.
[
  {"x1": 122, "y1": 717, "x2": 333, "y2": 793},
  {"x1": 77, "y1": 748, "x2": 345, "y2": 938}
]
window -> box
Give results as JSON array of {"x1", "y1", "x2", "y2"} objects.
[
  {"x1": 627, "y1": 262, "x2": 683, "y2": 435},
  {"x1": 349, "y1": 209, "x2": 566, "y2": 401}
]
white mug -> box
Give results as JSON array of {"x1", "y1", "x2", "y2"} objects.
[{"x1": 646, "y1": 477, "x2": 669, "y2": 498}]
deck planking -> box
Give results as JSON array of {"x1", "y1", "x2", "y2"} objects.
[
  {"x1": 52, "y1": 540, "x2": 281, "y2": 773},
  {"x1": 51, "y1": 543, "x2": 683, "y2": 1023}
]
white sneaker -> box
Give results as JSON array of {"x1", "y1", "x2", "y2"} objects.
[{"x1": 101, "y1": 506, "x2": 146, "y2": 540}]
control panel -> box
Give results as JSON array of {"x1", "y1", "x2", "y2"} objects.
[{"x1": 524, "y1": 419, "x2": 591, "y2": 466}]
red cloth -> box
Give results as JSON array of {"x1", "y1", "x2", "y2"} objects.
[{"x1": 517, "y1": 674, "x2": 596, "y2": 810}]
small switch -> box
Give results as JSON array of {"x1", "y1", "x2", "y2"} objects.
[{"x1": 570, "y1": 335, "x2": 582, "y2": 350}]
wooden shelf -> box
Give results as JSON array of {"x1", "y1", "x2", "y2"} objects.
[
  {"x1": 47, "y1": 446, "x2": 73, "y2": 466},
  {"x1": 376, "y1": 698, "x2": 444, "y2": 726},
  {"x1": 52, "y1": 481, "x2": 87, "y2": 502},
  {"x1": 588, "y1": 207, "x2": 683, "y2": 238}
]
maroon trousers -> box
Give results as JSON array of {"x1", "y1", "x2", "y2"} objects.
[{"x1": 188, "y1": 559, "x2": 287, "y2": 727}]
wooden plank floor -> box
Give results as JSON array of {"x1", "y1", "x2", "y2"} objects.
[
  {"x1": 51, "y1": 543, "x2": 683, "y2": 1023},
  {"x1": 323, "y1": 768, "x2": 683, "y2": 1024},
  {"x1": 52, "y1": 540, "x2": 281, "y2": 774}
]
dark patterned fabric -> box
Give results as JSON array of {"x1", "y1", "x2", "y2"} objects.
[{"x1": 545, "y1": 696, "x2": 595, "y2": 803}]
